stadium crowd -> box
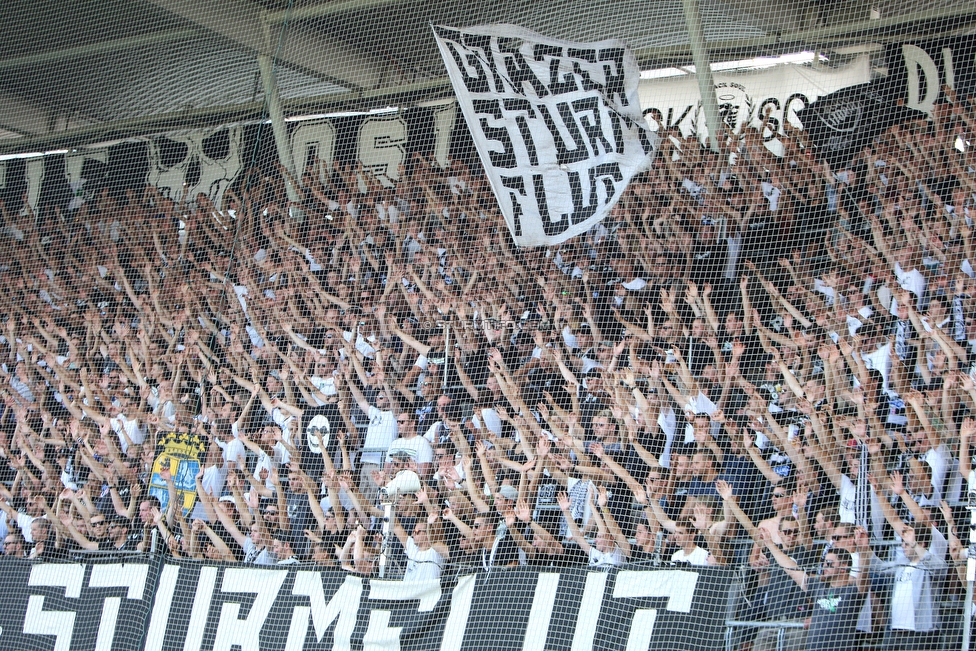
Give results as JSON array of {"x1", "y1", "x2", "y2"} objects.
[{"x1": 1, "y1": 92, "x2": 976, "y2": 648}]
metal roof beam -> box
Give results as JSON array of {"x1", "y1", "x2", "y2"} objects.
[
  {"x1": 265, "y1": 0, "x2": 403, "y2": 24},
  {"x1": 0, "y1": 29, "x2": 205, "y2": 72},
  {"x1": 0, "y1": 77, "x2": 452, "y2": 155},
  {"x1": 146, "y1": 0, "x2": 399, "y2": 91}
]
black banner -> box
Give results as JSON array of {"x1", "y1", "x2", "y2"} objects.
[
  {"x1": 883, "y1": 35, "x2": 976, "y2": 113},
  {"x1": 0, "y1": 559, "x2": 733, "y2": 651},
  {"x1": 0, "y1": 558, "x2": 157, "y2": 651},
  {"x1": 0, "y1": 104, "x2": 471, "y2": 217}
]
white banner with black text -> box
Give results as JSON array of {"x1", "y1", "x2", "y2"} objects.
[{"x1": 433, "y1": 24, "x2": 658, "y2": 248}]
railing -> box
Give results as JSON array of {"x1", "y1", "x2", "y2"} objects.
[{"x1": 724, "y1": 620, "x2": 806, "y2": 651}]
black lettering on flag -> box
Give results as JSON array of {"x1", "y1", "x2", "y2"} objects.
[
  {"x1": 463, "y1": 34, "x2": 506, "y2": 93},
  {"x1": 534, "y1": 45, "x2": 579, "y2": 95},
  {"x1": 758, "y1": 98, "x2": 781, "y2": 141},
  {"x1": 444, "y1": 39, "x2": 491, "y2": 93},
  {"x1": 532, "y1": 173, "x2": 552, "y2": 224},
  {"x1": 501, "y1": 175, "x2": 527, "y2": 237},
  {"x1": 503, "y1": 98, "x2": 539, "y2": 166},
  {"x1": 608, "y1": 110, "x2": 624, "y2": 154},
  {"x1": 539, "y1": 103, "x2": 589, "y2": 165},
  {"x1": 572, "y1": 97, "x2": 614, "y2": 155},
  {"x1": 568, "y1": 48, "x2": 604, "y2": 94},
  {"x1": 599, "y1": 48, "x2": 628, "y2": 106},
  {"x1": 666, "y1": 105, "x2": 694, "y2": 131},
  {"x1": 498, "y1": 38, "x2": 549, "y2": 97},
  {"x1": 784, "y1": 93, "x2": 810, "y2": 127},
  {"x1": 546, "y1": 163, "x2": 622, "y2": 235},
  {"x1": 473, "y1": 99, "x2": 517, "y2": 169}
]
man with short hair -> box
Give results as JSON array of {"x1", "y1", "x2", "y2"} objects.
[
  {"x1": 100, "y1": 517, "x2": 138, "y2": 551},
  {"x1": 273, "y1": 532, "x2": 300, "y2": 565},
  {"x1": 3, "y1": 531, "x2": 25, "y2": 557},
  {"x1": 344, "y1": 376, "x2": 398, "y2": 505},
  {"x1": 29, "y1": 519, "x2": 64, "y2": 560},
  {"x1": 761, "y1": 526, "x2": 871, "y2": 651},
  {"x1": 750, "y1": 516, "x2": 818, "y2": 651}
]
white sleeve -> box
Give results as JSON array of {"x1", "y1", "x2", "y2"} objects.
[
  {"x1": 415, "y1": 438, "x2": 434, "y2": 464},
  {"x1": 17, "y1": 512, "x2": 36, "y2": 543}
]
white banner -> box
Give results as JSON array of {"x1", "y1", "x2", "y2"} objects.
[
  {"x1": 638, "y1": 55, "x2": 871, "y2": 156},
  {"x1": 433, "y1": 24, "x2": 657, "y2": 247}
]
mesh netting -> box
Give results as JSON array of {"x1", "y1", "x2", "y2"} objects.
[{"x1": 0, "y1": 1, "x2": 975, "y2": 650}]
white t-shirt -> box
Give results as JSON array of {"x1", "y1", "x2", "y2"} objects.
[
  {"x1": 361, "y1": 406, "x2": 397, "y2": 465},
  {"x1": 223, "y1": 438, "x2": 246, "y2": 469},
  {"x1": 922, "y1": 444, "x2": 950, "y2": 496},
  {"x1": 671, "y1": 545, "x2": 709, "y2": 566},
  {"x1": 589, "y1": 546, "x2": 624, "y2": 567},
  {"x1": 387, "y1": 435, "x2": 433, "y2": 464},
  {"x1": 112, "y1": 414, "x2": 145, "y2": 453},
  {"x1": 403, "y1": 537, "x2": 444, "y2": 581}
]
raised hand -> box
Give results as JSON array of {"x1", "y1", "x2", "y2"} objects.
[
  {"x1": 556, "y1": 491, "x2": 571, "y2": 512},
  {"x1": 715, "y1": 479, "x2": 733, "y2": 500}
]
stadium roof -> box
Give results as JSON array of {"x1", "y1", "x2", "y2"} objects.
[{"x1": 1, "y1": 0, "x2": 975, "y2": 154}]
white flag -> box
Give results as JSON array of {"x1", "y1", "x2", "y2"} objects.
[{"x1": 433, "y1": 24, "x2": 657, "y2": 247}]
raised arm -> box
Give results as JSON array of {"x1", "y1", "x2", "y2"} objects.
[{"x1": 557, "y1": 491, "x2": 592, "y2": 554}]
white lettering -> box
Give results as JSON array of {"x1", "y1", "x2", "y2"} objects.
[
  {"x1": 89, "y1": 564, "x2": 150, "y2": 651},
  {"x1": 570, "y1": 571, "x2": 607, "y2": 651},
  {"x1": 144, "y1": 564, "x2": 181, "y2": 651},
  {"x1": 357, "y1": 116, "x2": 408, "y2": 189},
  {"x1": 438, "y1": 574, "x2": 476, "y2": 651},
  {"x1": 612, "y1": 569, "x2": 699, "y2": 650},
  {"x1": 287, "y1": 572, "x2": 363, "y2": 651},
  {"x1": 902, "y1": 44, "x2": 940, "y2": 113},
  {"x1": 290, "y1": 121, "x2": 336, "y2": 184},
  {"x1": 943, "y1": 47, "x2": 956, "y2": 90},
  {"x1": 363, "y1": 610, "x2": 402, "y2": 651},
  {"x1": 431, "y1": 103, "x2": 458, "y2": 168},
  {"x1": 523, "y1": 572, "x2": 559, "y2": 651},
  {"x1": 183, "y1": 566, "x2": 217, "y2": 651},
  {"x1": 212, "y1": 568, "x2": 287, "y2": 651},
  {"x1": 23, "y1": 564, "x2": 85, "y2": 651}
]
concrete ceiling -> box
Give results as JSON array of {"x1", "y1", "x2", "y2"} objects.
[{"x1": 1, "y1": 0, "x2": 975, "y2": 154}]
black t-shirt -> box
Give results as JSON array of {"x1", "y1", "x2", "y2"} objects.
[
  {"x1": 483, "y1": 527, "x2": 520, "y2": 568},
  {"x1": 98, "y1": 537, "x2": 139, "y2": 552},
  {"x1": 806, "y1": 577, "x2": 867, "y2": 651},
  {"x1": 285, "y1": 490, "x2": 315, "y2": 538},
  {"x1": 764, "y1": 545, "x2": 816, "y2": 621}
]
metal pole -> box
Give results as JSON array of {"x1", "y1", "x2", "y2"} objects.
[
  {"x1": 379, "y1": 501, "x2": 394, "y2": 579},
  {"x1": 681, "y1": 0, "x2": 722, "y2": 152},
  {"x1": 443, "y1": 322, "x2": 450, "y2": 390},
  {"x1": 257, "y1": 54, "x2": 304, "y2": 222},
  {"x1": 963, "y1": 469, "x2": 976, "y2": 649},
  {"x1": 964, "y1": 574, "x2": 973, "y2": 651}
]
